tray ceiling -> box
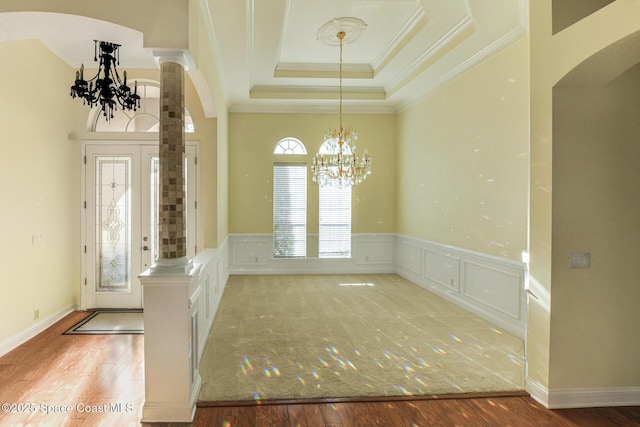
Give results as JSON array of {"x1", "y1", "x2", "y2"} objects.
[
  {"x1": 26, "y1": 0, "x2": 527, "y2": 115},
  {"x1": 209, "y1": 0, "x2": 527, "y2": 113}
]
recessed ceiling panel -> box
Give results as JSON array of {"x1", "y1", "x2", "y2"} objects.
[{"x1": 280, "y1": 0, "x2": 424, "y2": 64}]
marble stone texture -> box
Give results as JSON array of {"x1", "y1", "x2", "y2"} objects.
[{"x1": 159, "y1": 61, "x2": 186, "y2": 260}]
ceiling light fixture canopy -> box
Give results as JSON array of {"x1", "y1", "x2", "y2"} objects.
[
  {"x1": 312, "y1": 18, "x2": 371, "y2": 189},
  {"x1": 70, "y1": 40, "x2": 141, "y2": 122}
]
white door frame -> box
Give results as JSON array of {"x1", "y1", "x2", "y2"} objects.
[{"x1": 80, "y1": 140, "x2": 198, "y2": 310}]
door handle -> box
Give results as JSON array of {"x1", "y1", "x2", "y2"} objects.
[{"x1": 143, "y1": 246, "x2": 149, "y2": 251}]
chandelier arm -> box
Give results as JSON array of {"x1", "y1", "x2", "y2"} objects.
[{"x1": 70, "y1": 40, "x2": 139, "y2": 122}]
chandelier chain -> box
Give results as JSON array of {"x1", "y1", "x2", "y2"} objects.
[
  {"x1": 311, "y1": 20, "x2": 372, "y2": 189},
  {"x1": 339, "y1": 31, "x2": 344, "y2": 132}
]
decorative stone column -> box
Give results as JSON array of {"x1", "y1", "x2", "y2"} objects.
[
  {"x1": 156, "y1": 61, "x2": 188, "y2": 269},
  {"x1": 140, "y1": 52, "x2": 201, "y2": 423}
]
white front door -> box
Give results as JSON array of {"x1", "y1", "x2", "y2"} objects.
[{"x1": 83, "y1": 143, "x2": 197, "y2": 309}]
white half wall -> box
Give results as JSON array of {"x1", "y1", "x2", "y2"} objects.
[{"x1": 140, "y1": 238, "x2": 229, "y2": 423}]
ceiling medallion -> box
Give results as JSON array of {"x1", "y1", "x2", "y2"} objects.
[
  {"x1": 311, "y1": 18, "x2": 372, "y2": 189},
  {"x1": 317, "y1": 17, "x2": 368, "y2": 46}
]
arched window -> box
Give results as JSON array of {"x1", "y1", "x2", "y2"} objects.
[
  {"x1": 272, "y1": 137, "x2": 307, "y2": 257},
  {"x1": 317, "y1": 137, "x2": 351, "y2": 155},
  {"x1": 273, "y1": 137, "x2": 307, "y2": 155},
  {"x1": 92, "y1": 81, "x2": 195, "y2": 133}
]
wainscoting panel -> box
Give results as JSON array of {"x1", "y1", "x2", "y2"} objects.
[
  {"x1": 395, "y1": 235, "x2": 526, "y2": 339},
  {"x1": 230, "y1": 236, "x2": 270, "y2": 266},
  {"x1": 353, "y1": 234, "x2": 394, "y2": 265},
  {"x1": 229, "y1": 234, "x2": 395, "y2": 274},
  {"x1": 229, "y1": 233, "x2": 525, "y2": 337},
  {"x1": 395, "y1": 240, "x2": 422, "y2": 276},
  {"x1": 424, "y1": 250, "x2": 460, "y2": 292},
  {"x1": 463, "y1": 260, "x2": 522, "y2": 319}
]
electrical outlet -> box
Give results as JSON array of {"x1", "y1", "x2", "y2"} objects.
[{"x1": 34, "y1": 309, "x2": 39, "y2": 320}]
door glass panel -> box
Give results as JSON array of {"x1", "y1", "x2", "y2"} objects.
[
  {"x1": 150, "y1": 157, "x2": 160, "y2": 265},
  {"x1": 95, "y1": 156, "x2": 132, "y2": 292}
]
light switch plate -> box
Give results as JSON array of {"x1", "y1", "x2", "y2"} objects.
[{"x1": 570, "y1": 252, "x2": 590, "y2": 268}]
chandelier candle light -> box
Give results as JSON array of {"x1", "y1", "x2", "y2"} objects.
[
  {"x1": 70, "y1": 40, "x2": 141, "y2": 122},
  {"x1": 312, "y1": 18, "x2": 372, "y2": 189}
]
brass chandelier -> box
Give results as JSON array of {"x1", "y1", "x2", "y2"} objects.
[
  {"x1": 311, "y1": 18, "x2": 372, "y2": 189},
  {"x1": 70, "y1": 40, "x2": 141, "y2": 122}
]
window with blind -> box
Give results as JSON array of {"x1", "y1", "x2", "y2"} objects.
[
  {"x1": 319, "y1": 185, "x2": 351, "y2": 258},
  {"x1": 273, "y1": 163, "x2": 307, "y2": 257}
]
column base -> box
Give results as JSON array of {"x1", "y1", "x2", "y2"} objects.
[{"x1": 151, "y1": 256, "x2": 192, "y2": 274}]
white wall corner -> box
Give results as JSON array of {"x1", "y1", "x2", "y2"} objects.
[{"x1": 526, "y1": 378, "x2": 550, "y2": 408}]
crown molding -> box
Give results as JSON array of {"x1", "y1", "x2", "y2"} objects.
[
  {"x1": 274, "y1": 62, "x2": 374, "y2": 79},
  {"x1": 396, "y1": 22, "x2": 527, "y2": 113},
  {"x1": 250, "y1": 85, "x2": 386, "y2": 100},
  {"x1": 372, "y1": 7, "x2": 429, "y2": 75},
  {"x1": 387, "y1": 14, "x2": 475, "y2": 97},
  {"x1": 229, "y1": 102, "x2": 396, "y2": 115}
]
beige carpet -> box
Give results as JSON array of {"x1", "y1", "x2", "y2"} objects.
[{"x1": 198, "y1": 274, "x2": 524, "y2": 402}]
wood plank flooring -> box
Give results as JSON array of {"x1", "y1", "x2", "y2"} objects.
[
  {"x1": 189, "y1": 398, "x2": 640, "y2": 427},
  {"x1": 1, "y1": 311, "x2": 639, "y2": 426}
]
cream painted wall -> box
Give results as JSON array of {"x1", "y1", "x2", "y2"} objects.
[
  {"x1": 0, "y1": 0, "x2": 189, "y2": 49},
  {"x1": 397, "y1": 37, "x2": 529, "y2": 262},
  {"x1": 189, "y1": 0, "x2": 228, "y2": 246},
  {"x1": 529, "y1": 0, "x2": 640, "y2": 398},
  {"x1": 0, "y1": 40, "x2": 83, "y2": 342},
  {"x1": 551, "y1": 65, "x2": 640, "y2": 388},
  {"x1": 229, "y1": 113, "x2": 396, "y2": 241},
  {"x1": 183, "y1": 73, "x2": 218, "y2": 249},
  {"x1": 528, "y1": 0, "x2": 554, "y2": 391}
]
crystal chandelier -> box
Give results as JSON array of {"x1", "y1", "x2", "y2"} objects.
[
  {"x1": 70, "y1": 40, "x2": 141, "y2": 122},
  {"x1": 312, "y1": 19, "x2": 372, "y2": 189}
]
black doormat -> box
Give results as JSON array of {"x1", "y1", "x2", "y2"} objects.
[{"x1": 63, "y1": 309, "x2": 143, "y2": 335}]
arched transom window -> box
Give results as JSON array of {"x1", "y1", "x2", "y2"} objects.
[
  {"x1": 92, "y1": 81, "x2": 195, "y2": 133},
  {"x1": 273, "y1": 137, "x2": 307, "y2": 155}
]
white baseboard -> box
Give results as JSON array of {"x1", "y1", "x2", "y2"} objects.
[
  {"x1": 527, "y1": 378, "x2": 640, "y2": 409},
  {"x1": 141, "y1": 401, "x2": 196, "y2": 423},
  {"x1": 526, "y1": 378, "x2": 550, "y2": 407},
  {"x1": 0, "y1": 303, "x2": 76, "y2": 358}
]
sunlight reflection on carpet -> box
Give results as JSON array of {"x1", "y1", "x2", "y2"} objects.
[{"x1": 198, "y1": 274, "x2": 524, "y2": 402}]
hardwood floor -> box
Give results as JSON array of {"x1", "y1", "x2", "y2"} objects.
[
  {"x1": 1, "y1": 311, "x2": 639, "y2": 426},
  {"x1": 189, "y1": 398, "x2": 640, "y2": 427}
]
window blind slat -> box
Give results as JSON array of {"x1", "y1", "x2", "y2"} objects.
[
  {"x1": 319, "y1": 185, "x2": 351, "y2": 258},
  {"x1": 273, "y1": 164, "x2": 307, "y2": 257}
]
